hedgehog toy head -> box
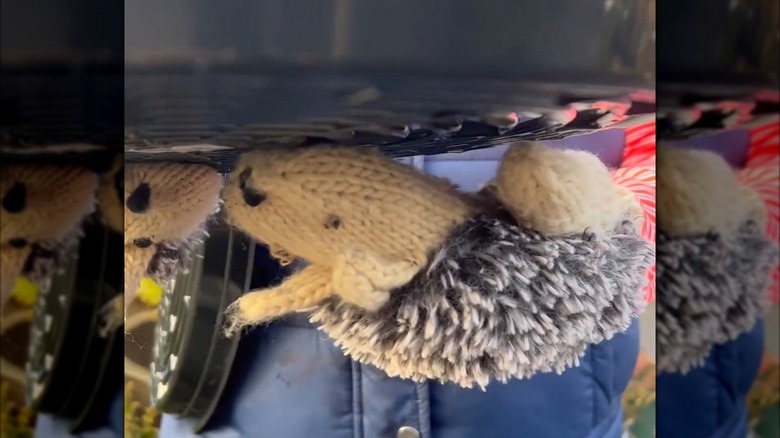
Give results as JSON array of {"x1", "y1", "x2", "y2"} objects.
[
  {"x1": 223, "y1": 147, "x2": 475, "y2": 268},
  {"x1": 123, "y1": 162, "x2": 223, "y2": 301}
]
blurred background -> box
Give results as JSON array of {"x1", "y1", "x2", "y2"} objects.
[{"x1": 656, "y1": 1, "x2": 779, "y2": 438}]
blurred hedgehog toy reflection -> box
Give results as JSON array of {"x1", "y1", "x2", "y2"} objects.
[
  {"x1": 656, "y1": 145, "x2": 779, "y2": 373},
  {"x1": 121, "y1": 162, "x2": 223, "y2": 319},
  {"x1": 222, "y1": 142, "x2": 654, "y2": 389},
  {"x1": 0, "y1": 164, "x2": 98, "y2": 312}
]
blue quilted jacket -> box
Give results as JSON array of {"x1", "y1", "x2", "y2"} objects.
[{"x1": 657, "y1": 321, "x2": 764, "y2": 438}]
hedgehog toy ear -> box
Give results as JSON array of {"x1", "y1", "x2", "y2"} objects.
[
  {"x1": 655, "y1": 146, "x2": 779, "y2": 374},
  {"x1": 656, "y1": 145, "x2": 758, "y2": 237},
  {"x1": 493, "y1": 142, "x2": 630, "y2": 235}
]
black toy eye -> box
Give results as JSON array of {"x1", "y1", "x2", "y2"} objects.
[
  {"x1": 9, "y1": 238, "x2": 28, "y2": 248},
  {"x1": 127, "y1": 183, "x2": 151, "y2": 213},
  {"x1": 133, "y1": 238, "x2": 153, "y2": 248},
  {"x1": 238, "y1": 167, "x2": 252, "y2": 190},
  {"x1": 242, "y1": 188, "x2": 266, "y2": 207},
  {"x1": 2, "y1": 182, "x2": 26, "y2": 213},
  {"x1": 238, "y1": 167, "x2": 266, "y2": 206}
]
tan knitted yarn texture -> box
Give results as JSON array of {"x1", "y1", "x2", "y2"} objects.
[
  {"x1": 125, "y1": 162, "x2": 223, "y2": 244},
  {"x1": 495, "y1": 142, "x2": 631, "y2": 235},
  {"x1": 1, "y1": 164, "x2": 98, "y2": 244},
  {"x1": 657, "y1": 145, "x2": 759, "y2": 236},
  {"x1": 222, "y1": 147, "x2": 475, "y2": 327},
  {"x1": 224, "y1": 148, "x2": 474, "y2": 267},
  {"x1": 97, "y1": 158, "x2": 123, "y2": 233},
  {"x1": 228, "y1": 264, "x2": 333, "y2": 325}
]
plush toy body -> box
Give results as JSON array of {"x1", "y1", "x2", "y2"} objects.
[
  {"x1": 222, "y1": 143, "x2": 653, "y2": 388},
  {"x1": 656, "y1": 145, "x2": 778, "y2": 373}
]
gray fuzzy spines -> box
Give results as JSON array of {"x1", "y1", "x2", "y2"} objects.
[
  {"x1": 24, "y1": 201, "x2": 95, "y2": 286},
  {"x1": 147, "y1": 227, "x2": 208, "y2": 283},
  {"x1": 24, "y1": 224, "x2": 85, "y2": 285},
  {"x1": 147, "y1": 202, "x2": 221, "y2": 284},
  {"x1": 656, "y1": 220, "x2": 778, "y2": 374},
  {"x1": 310, "y1": 213, "x2": 654, "y2": 389}
]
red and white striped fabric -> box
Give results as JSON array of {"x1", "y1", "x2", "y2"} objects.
[
  {"x1": 612, "y1": 165, "x2": 656, "y2": 303},
  {"x1": 737, "y1": 119, "x2": 780, "y2": 302},
  {"x1": 621, "y1": 120, "x2": 656, "y2": 167},
  {"x1": 746, "y1": 120, "x2": 780, "y2": 168},
  {"x1": 612, "y1": 114, "x2": 657, "y2": 303},
  {"x1": 612, "y1": 166, "x2": 656, "y2": 243},
  {"x1": 738, "y1": 163, "x2": 780, "y2": 242}
]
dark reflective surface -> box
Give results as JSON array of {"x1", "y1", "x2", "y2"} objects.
[{"x1": 126, "y1": 0, "x2": 654, "y2": 81}]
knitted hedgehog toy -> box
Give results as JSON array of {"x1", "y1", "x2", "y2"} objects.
[
  {"x1": 222, "y1": 142, "x2": 654, "y2": 389},
  {"x1": 0, "y1": 164, "x2": 98, "y2": 312},
  {"x1": 656, "y1": 145, "x2": 778, "y2": 373},
  {"x1": 123, "y1": 162, "x2": 223, "y2": 312}
]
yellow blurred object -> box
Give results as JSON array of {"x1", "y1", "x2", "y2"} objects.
[
  {"x1": 11, "y1": 278, "x2": 38, "y2": 307},
  {"x1": 136, "y1": 277, "x2": 163, "y2": 307}
]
